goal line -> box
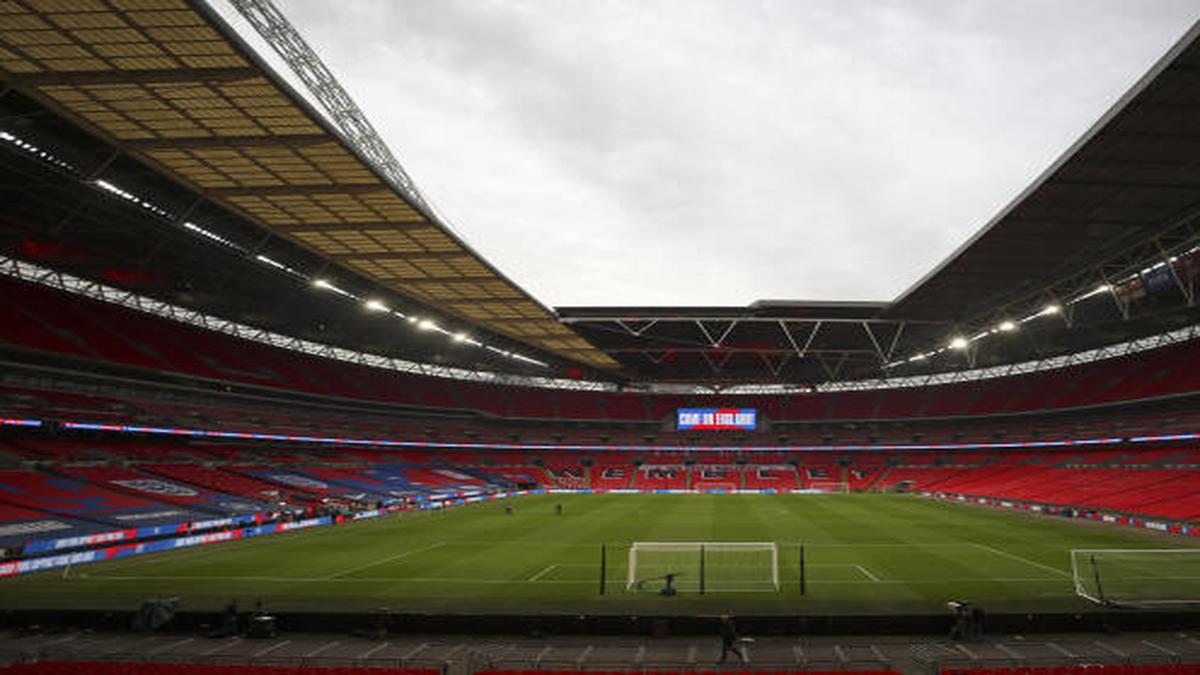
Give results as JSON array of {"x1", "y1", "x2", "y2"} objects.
[{"x1": 1071, "y1": 548, "x2": 1200, "y2": 608}]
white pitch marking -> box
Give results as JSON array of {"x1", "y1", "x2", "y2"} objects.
[
  {"x1": 303, "y1": 641, "x2": 341, "y2": 658},
  {"x1": 83, "y1": 574, "x2": 1070, "y2": 585},
  {"x1": 252, "y1": 640, "x2": 291, "y2": 658},
  {"x1": 403, "y1": 642, "x2": 430, "y2": 659},
  {"x1": 37, "y1": 634, "x2": 81, "y2": 648},
  {"x1": 443, "y1": 644, "x2": 467, "y2": 660},
  {"x1": 855, "y1": 564, "x2": 881, "y2": 582},
  {"x1": 358, "y1": 641, "x2": 390, "y2": 659},
  {"x1": 201, "y1": 638, "x2": 241, "y2": 656},
  {"x1": 150, "y1": 637, "x2": 194, "y2": 655},
  {"x1": 972, "y1": 543, "x2": 1071, "y2": 578},
  {"x1": 528, "y1": 564, "x2": 558, "y2": 581},
  {"x1": 325, "y1": 542, "x2": 445, "y2": 579}
]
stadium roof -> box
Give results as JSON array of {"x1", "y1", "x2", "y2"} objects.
[
  {"x1": 0, "y1": 0, "x2": 616, "y2": 371},
  {"x1": 562, "y1": 18, "x2": 1200, "y2": 384},
  {"x1": 888, "y1": 18, "x2": 1200, "y2": 324},
  {"x1": 1, "y1": 2, "x2": 1198, "y2": 387}
]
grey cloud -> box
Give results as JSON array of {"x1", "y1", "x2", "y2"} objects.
[{"x1": 214, "y1": 0, "x2": 1199, "y2": 305}]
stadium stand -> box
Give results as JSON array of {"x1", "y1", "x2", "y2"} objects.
[
  {"x1": 0, "y1": 469, "x2": 207, "y2": 527},
  {"x1": 632, "y1": 464, "x2": 689, "y2": 491},
  {"x1": 56, "y1": 466, "x2": 267, "y2": 515},
  {"x1": 10, "y1": 431, "x2": 1200, "y2": 522},
  {"x1": 3, "y1": 0, "x2": 1200, "y2": 661},
  {"x1": 686, "y1": 464, "x2": 737, "y2": 491},
  {"x1": 233, "y1": 466, "x2": 392, "y2": 503},
  {"x1": 0, "y1": 502, "x2": 107, "y2": 550},
  {"x1": 0, "y1": 664, "x2": 443, "y2": 675},
  {"x1": 742, "y1": 465, "x2": 802, "y2": 491},
  {"x1": 474, "y1": 671, "x2": 902, "y2": 675},
  {"x1": 6, "y1": 275, "x2": 1200, "y2": 430},
  {"x1": 940, "y1": 662, "x2": 1200, "y2": 667},
  {"x1": 590, "y1": 462, "x2": 634, "y2": 490},
  {"x1": 138, "y1": 464, "x2": 320, "y2": 508}
]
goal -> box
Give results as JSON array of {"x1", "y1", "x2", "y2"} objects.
[
  {"x1": 1071, "y1": 549, "x2": 1200, "y2": 607},
  {"x1": 809, "y1": 481, "x2": 850, "y2": 494},
  {"x1": 626, "y1": 541, "x2": 779, "y2": 593}
]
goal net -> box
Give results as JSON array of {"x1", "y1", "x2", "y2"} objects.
[
  {"x1": 626, "y1": 542, "x2": 779, "y2": 592},
  {"x1": 809, "y1": 481, "x2": 850, "y2": 494},
  {"x1": 1071, "y1": 549, "x2": 1200, "y2": 607}
]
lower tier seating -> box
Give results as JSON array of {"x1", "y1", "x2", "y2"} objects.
[
  {"x1": 0, "y1": 663, "x2": 442, "y2": 675},
  {"x1": 943, "y1": 665, "x2": 1200, "y2": 675}
]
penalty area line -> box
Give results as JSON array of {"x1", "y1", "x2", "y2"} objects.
[
  {"x1": 854, "y1": 564, "x2": 881, "y2": 582},
  {"x1": 973, "y1": 543, "x2": 1070, "y2": 578},
  {"x1": 528, "y1": 564, "x2": 558, "y2": 581},
  {"x1": 325, "y1": 541, "x2": 446, "y2": 580}
]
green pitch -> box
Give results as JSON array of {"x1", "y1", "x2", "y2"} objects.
[{"x1": 3, "y1": 493, "x2": 1197, "y2": 615}]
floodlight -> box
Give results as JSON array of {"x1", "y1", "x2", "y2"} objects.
[
  {"x1": 364, "y1": 299, "x2": 388, "y2": 312},
  {"x1": 998, "y1": 320, "x2": 1016, "y2": 332},
  {"x1": 1041, "y1": 304, "x2": 1061, "y2": 315},
  {"x1": 418, "y1": 319, "x2": 437, "y2": 331},
  {"x1": 312, "y1": 278, "x2": 332, "y2": 289},
  {"x1": 949, "y1": 337, "x2": 968, "y2": 350}
]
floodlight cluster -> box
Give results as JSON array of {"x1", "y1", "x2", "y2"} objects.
[
  {"x1": 890, "y1": 299, "x2": 1071, "y2": 368},
  {"x1": 0, "y1": 130, "x2": 548, "y2": 370},
  {"x1": 886, "y1": 254, "x2": 1200, "y2": 371},
  {"x1": 302, "y1": 273, "x2": 546, "y2": 367},
  {"x1": 0, "y1": 131, "x2": 77, "y2": 173}
]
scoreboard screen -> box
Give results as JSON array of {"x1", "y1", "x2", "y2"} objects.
[{"x1": 676, "y1": 408, "x2": 758, "y2": 431}]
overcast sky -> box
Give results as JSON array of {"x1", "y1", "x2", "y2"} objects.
[{"x1": 212, "y1": 1, "x2": 1198, "y2": 308}]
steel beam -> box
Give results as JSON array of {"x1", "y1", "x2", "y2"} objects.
[
  {"x1": 10, "y1": 68, "x2": 260, "y2": 87},
  {"x1": 123, "y1": 134, "x2": 334, "y2": 150},
  {"x1": 226, "y1": 0, "x2": 428, "y2": 210},
  {"x1": 271, "y1": 221, "x2": 431, "y2": 233}
]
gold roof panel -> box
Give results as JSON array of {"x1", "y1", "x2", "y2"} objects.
[
  {"x1": 0, "y1": 0, "x2": 616, "y2": 369},
  {"x1": 0, "y1": 0, "x2": 614, "y2": 367}
]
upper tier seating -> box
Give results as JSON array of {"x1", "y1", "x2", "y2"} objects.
[{"x1": 5, "y1": 276, "x2": 1200, "y2": 425}]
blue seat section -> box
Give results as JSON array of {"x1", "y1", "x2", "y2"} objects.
[
  {"x1": 238, "y1": 467, "x2": 394, "y2": 501},
  {"x1": 58, "y1": 465, "x2": 269, "y2": 515},
  {"x1": 0, "y1": 502, "x2": 109, "y2": 549},
  {"x1": 0, "y1": 469, "x2": 208, "y2": 527}
]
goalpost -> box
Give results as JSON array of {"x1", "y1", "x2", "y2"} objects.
[
  {"x1": 1070, "y1": 549, "x2": 1200, "y2": 607},
  {"x1": 626, "y1": 542, "x2": 779, "y2": 593},
  {"x1": 809, "y1": 481, "x2": 850, "y2": 494}
]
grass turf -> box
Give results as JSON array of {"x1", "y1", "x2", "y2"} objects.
[{"x1": 3, "y1": 493, "x2": 1197, "y2": 615}]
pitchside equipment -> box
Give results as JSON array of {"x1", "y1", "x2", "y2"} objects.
[
  {"x1": 1071, "y1": 549, "x2": 1200, "y2": 607},
  {"x1": 626, "y1": 542, "x2": 779, "y2": 593}
]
